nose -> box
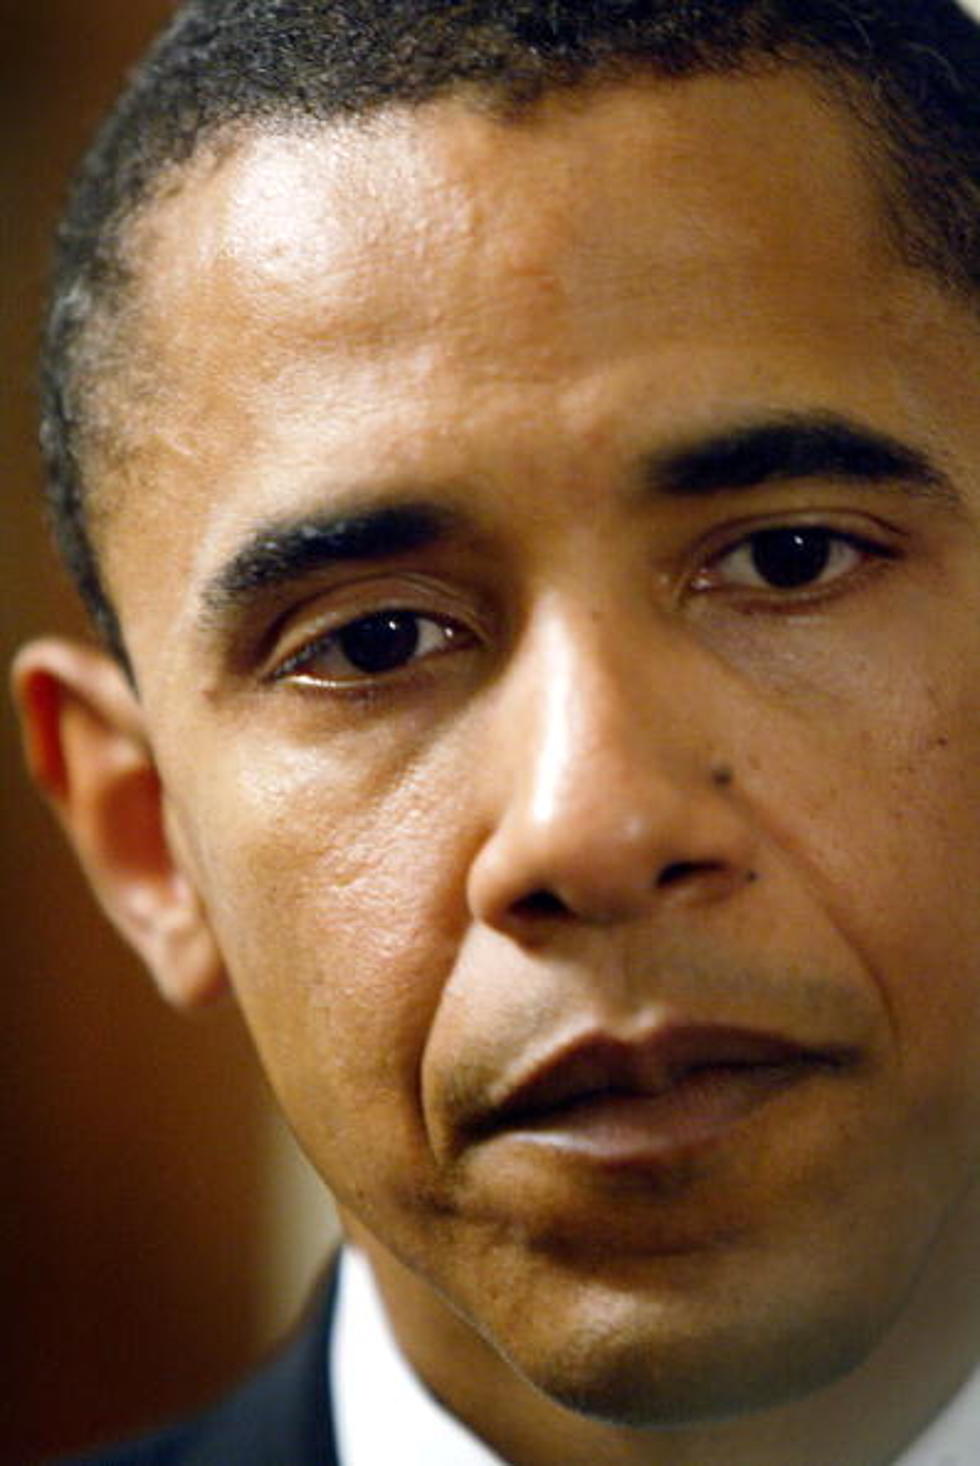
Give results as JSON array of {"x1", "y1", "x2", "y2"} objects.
[{"x1": 466, "y1": 607, "x2": 758, "y2": 934}]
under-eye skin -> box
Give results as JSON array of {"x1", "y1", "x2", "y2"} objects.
[
  {"x1": 693, "y1": 523, "x2": 898, "y2": 601},
  {"x1": 271, "y1": 608, "x2": 472, "y2": 687}
]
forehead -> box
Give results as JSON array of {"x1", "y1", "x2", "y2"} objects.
[
  {"x1": 95, "y1": 72, "x2": 979, "y2": 674},
  {"x1": 126, "y1": 72, "x2": 887, "y2": 361}
]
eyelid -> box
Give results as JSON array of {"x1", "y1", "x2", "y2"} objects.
[
  {"x1": 272, "y1": 610, "x2": 470, "y2": 686},
  {"x1": 686, "y1": 515, "x2": 900, "y2": 599},
  {"x1": 261, "y1": 573, "x2": 490, "y2": 686}
]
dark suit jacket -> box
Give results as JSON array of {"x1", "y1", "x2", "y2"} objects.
[{"x1": 54, "y1": 1275, "x2": 340, "y2": 1466}]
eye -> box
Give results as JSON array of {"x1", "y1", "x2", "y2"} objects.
[
  {"x1": 274, "y1": 609, "x2": 469, "y2": 685},
  {"x1": 700, "y1": 526, "x2": 885, "y2": 594}
]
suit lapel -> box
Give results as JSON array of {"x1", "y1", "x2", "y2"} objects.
[{"x1": 182, "y1": 1264, "x2": 340, "y2": 1466}]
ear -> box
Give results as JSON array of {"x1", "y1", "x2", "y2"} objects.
[{"x1": 11, "y1": 637, "x2": 228, "y2": 1009}]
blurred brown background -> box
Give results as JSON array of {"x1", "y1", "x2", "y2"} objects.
[{"x1": 1, "y1": 4, "x2": 332, "y2": 1462}]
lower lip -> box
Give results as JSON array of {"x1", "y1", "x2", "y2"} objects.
[{"x1": 497, "y1": 1062, "x2": 821, "y2": 1168}]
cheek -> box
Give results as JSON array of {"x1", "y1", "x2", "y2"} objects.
[
  {"x1": 749, "y1": 656, "x2": 980, "y2": 1152},
  {"x1": 877, "y1": 726, "x2": 980, "y2": 1147},
  {"x1": 171, "y1": 732, "x2": 475, "y2": 1202}
]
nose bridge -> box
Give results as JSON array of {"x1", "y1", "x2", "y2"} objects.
[
  {"x1": 467, "y1": 600, "x2": 754, "y2": 929},
  {"x1": 524, "y1": 604, "x2": 672, "y2": 831}
]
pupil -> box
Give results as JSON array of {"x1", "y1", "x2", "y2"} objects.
[
  {"x1": 339, "y1": 612, "x2": 420, "y2": 673},
  {"x1": 751, "y1": 528, "x2": 831, "y2": 589}
]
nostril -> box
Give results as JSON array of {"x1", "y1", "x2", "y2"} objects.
[
  {"x1": 511, "y1": 889, "x2": 570, "y2": 920},
  {"x1": 657, "y1": 860, "x2": 724, "y2": 890}
]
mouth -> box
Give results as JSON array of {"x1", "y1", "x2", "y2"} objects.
[{"x1": 464, "y1": 1025, "x2": 853, "y2": 1167}]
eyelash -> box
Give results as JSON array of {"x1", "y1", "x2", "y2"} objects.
[
  {"x1": 272, "y1": 608, "x2": 474, "y2": 687},
  {"x1": 269, "y1": 524, "x2": 896, "y2": 687},
  {"x1": 694, "y1": 523, "x2": 895, "y2": 599}
]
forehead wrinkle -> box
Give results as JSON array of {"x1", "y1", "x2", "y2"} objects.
[
  {"x1": 108, "y1": 70, "x2": 917, "y2": 453},
  {"x1": 131, "y1": 77, "x2": 881, "y2": 363},
  {"x1": 90, "y1": 66, "x2": 946, "y2": 430}
]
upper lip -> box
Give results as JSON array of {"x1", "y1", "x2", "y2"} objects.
[{"x1": 465, "y1": 1024, "x2": 851, "y2": 1138}]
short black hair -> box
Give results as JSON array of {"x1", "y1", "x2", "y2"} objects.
[{"x1": 40, "y1": 0, "x2": 980, "y2": 669}]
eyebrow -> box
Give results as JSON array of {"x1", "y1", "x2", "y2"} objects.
[
  {"x1": 199, "y1": 500, "x2": 459, "y2": 627},
  {"x1": 652, "y1": 411, "x2": 957, "y2": 504},
  {"x1": 198, "y1": 412, "x2": 959, "y2": 634}
]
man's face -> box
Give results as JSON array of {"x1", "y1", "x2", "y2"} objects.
[{"x1": 95, "y1": 74, "x2": 980, "y2": 1422}]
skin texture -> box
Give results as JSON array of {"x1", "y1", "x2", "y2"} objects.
[{"x1": 14, "y1": 73, "x2": 980, "y2": 1465}]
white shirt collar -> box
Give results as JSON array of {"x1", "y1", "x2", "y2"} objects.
[
  {"x1": 889, "y1": 1358, "x2": 980, "y2": 1466},
  {"x1": 331, "y1": 1247, "x2": 507, "y2": 1466},
  {"x1": 331, "y1": 1247, "x2": 980, "y2": 1466}
]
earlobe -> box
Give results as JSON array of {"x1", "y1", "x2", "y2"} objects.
[{"x1": 11, "y1": 637, "x2": 228, "y2": 1009}]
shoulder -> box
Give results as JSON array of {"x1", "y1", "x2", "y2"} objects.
[
  {"x1": 49, "y1": 1271, "x2": 339, "y2": 1466},
  {"x1": 49, "y1": 1422, "x2": 195, "y2": 1466}
]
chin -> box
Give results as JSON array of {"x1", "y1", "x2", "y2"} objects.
[{"x1": 497, "y1": 1274, "x2": 888, "y2": 1430}]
